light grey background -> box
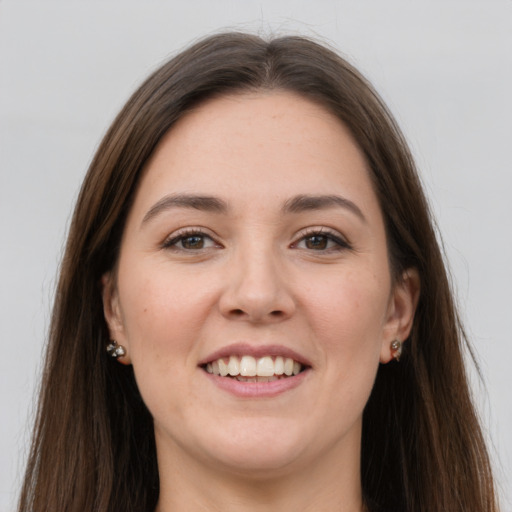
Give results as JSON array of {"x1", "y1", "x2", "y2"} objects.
[{"x1": 1, "y1": 1, "x2": 511, "y2": 510}]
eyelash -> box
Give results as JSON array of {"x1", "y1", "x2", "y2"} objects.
[
  {"x1": 162, "y1": 228, "x2": 220, "y2": 251},
  {"x1": 161, "y1": 227, "x2": 351, "y2": 252},
  {"x1": 292, "y1": 228, "x2": 351, "y2": 252}
]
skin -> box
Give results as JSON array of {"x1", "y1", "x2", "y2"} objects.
[{"x1": 103, "y1": 92, "x2": 419, "y2": 512}]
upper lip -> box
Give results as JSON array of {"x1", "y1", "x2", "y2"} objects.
[{"x1": 198, "y1": 343, "x2": 312, "y2": 368}]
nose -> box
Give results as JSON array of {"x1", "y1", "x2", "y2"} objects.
[{"x1": 219, "y1": 245, "x2": 296, "y2": 323}]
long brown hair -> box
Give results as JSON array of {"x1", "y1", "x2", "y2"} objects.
[{"x1": 18, "y1": 32, "x2": 498, "y2": 512}]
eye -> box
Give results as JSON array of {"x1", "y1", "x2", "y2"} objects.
[
  {"x1": 163, "y1": 229, "x2": 219, "y2": 251},
  {"x1": 293, "y1": 229, "x2": 350, "y2": 252}
]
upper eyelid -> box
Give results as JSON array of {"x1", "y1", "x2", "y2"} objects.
[
  {"x1": 165, "y1": 226, "x2": 217, "y2": 239},
  {"x1": 293, "y1": 226, "x2": 348, "y2": 241}
]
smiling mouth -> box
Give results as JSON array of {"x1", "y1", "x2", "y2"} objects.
[{"x1": 202, "y1": 355, "x2": 306, "y2": 382}]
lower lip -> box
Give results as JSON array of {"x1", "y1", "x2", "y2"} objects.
[{"x1": 202, "y1": 369, "x2": 310, "y2": 398}]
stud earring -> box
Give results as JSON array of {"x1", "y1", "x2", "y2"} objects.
[
  {"x1": 390, "y1": 339, "x2": 402, "y2": 362},
  {"x1": 106, "y1": 340, "x2": 126, "y2": 359}
]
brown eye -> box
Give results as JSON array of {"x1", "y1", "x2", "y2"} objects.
[
  {"x1": 294, "y1": 230, "x2": 350, "y2": 252},
  {"x1": 163, "y1": 231, "x2": 218, "y2": 251},
  {"x1": 181, "y1": 235, "x2": 205, "y2": 249},
  {"x1": 304, "y1": 235, "x2": 329, "y2": 250}
]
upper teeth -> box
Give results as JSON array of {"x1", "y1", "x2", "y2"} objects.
[{"x1": 205, "y1": 355, "x2": 302, "y2": 377}]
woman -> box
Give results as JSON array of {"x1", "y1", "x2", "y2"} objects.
[{"x1": 18, "y1": 32, "x2": 498, "y2": 512}]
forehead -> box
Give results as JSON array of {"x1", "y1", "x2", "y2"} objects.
[{"x1": 134, "y1": 91, "x2": 378, "y2": 216}]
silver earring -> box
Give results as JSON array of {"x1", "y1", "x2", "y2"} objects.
[
  {"x1": 390, "y1": 339, "x2": 402, "y2": 362},
  {"x1": 106, "y1": 340, "x2": 126, "y2": 358}
]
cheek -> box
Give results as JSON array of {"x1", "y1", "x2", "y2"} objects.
[
  {"x1": 304, "y1": 265, "x2": 390, "y2": 401},
  {"x1": 304, "y1": 266, "x2": 390, "y2": 348},
  {"x1": 304, "y1": 273, "x2": 388, "y2": 426},
  {"x1": 116, "y1": 263, "x2": 216, "y2": 365},
  {"x1": 115, "y1": 268, "x2": 212, "y2": 418}
]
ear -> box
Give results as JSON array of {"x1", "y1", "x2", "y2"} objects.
[
  {"x1": 380, "y1": 268, "x2": 420, "y2": 363},
  {"x1": 101, "y1": 272, "x2": 131, "y2": 364}
]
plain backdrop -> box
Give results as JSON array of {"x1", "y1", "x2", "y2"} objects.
[{"x1": 1, "y1": 1, "x2": 511, "y2": 510}]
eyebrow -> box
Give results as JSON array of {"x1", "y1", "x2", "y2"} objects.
[
  {"x1": 282, "y1": 194, "x2": 366, "y2": 223},
  {"x1": 142, "y1": 193, "x2": 228, "y2": 224},
  {"x1": 141, "y1": 192, "x2": 366, "y2": 225}
]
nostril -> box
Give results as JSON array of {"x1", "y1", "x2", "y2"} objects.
[{"x1": 229, "y1": 308, "x2": 284, "y2": 319}]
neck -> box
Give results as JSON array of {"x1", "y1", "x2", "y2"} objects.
[{"x1": 154, "y1": 430, "x2": 364, "y2": 512}]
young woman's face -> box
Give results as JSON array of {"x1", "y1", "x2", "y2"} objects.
[{"x1": 104, "y1": 92, "x2": 417, "y2": 479}]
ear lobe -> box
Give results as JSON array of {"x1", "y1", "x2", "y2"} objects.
[
  {"x1": 101, "y1": 272, "x2": 131, "y2": 364},
  {"x1": 380, "y1": 268, "x2": 420, "y2": 363}
]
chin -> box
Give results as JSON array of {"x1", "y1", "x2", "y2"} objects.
[
  {"x1": 208, "y1": 447, "x2": 306, "y2": 479},
  {"x1": 191, "y1": 418, "x2": 312, "y2": 476}
]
